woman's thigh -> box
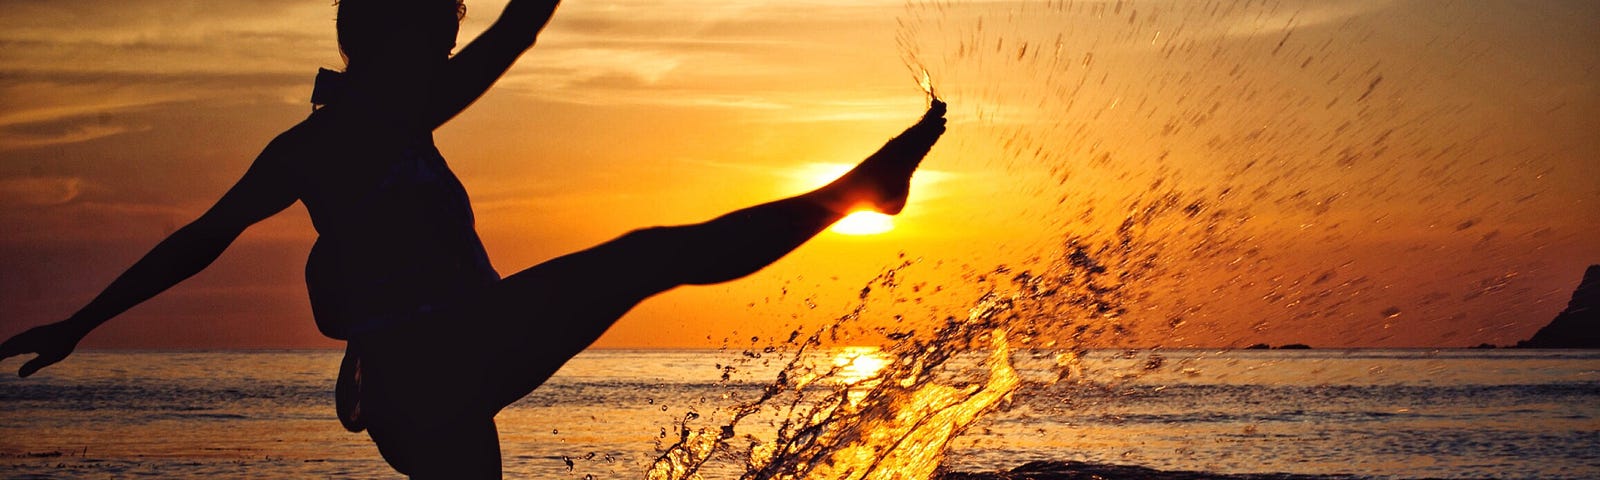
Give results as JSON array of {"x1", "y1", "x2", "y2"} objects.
[
  {"x1": 374, "y1": 227, "x2": 687, "y2": 417},
  {"x1": 462, "y1": 249, "x2": 661, "y2": 411}
]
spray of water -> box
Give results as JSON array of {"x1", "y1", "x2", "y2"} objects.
[
  {"x1": 642, "y1": 0, "x2": 1593, "y2": 477},
  {"x1": 893, "y1": 0, "x2": 1590, "y2": 347},
  {"x1": 645, "y1": 197, "x2": 1229, "y2": 478}
]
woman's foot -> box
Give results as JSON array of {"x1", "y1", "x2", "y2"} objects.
[{"x1": 821, "y1": 100, "x2": 947, "y2": 215}]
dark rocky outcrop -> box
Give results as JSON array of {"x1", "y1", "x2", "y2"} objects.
[
  {"x1": 940, "y1": 461, "x2": 1360, "y2": 480},
  {"x1": 1518, "y1": 265, "x2": 1600, "y2": 348},
  {"x1": 1241, "y1": 343, "x2": 1311, "y2": 350}
]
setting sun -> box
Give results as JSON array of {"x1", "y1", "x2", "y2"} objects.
[
  {"x1": 791, "y1": 163, "x2": 899, "y2": 235},
  {"x1": 832, "y1": 210, "x2": 894, "y2": 235}
]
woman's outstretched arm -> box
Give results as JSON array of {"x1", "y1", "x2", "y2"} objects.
[
  {"x1": 426, "y1": 0, "x2": 563, "y2": 128},
  {"x1": 0, "y1": 139, "x2": 301, "y2": 377}
]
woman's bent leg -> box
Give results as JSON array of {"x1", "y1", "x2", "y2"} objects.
[
  {"x1": 356, "y1": 324, "x2": 502, "y2": 478},
  {"x1": 370, "y1": 415, "x2": 501, "y2": 479}
]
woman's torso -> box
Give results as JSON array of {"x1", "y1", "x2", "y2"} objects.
[{"x1": 291, "y1": 108, "x2": 499, "y2": 340}]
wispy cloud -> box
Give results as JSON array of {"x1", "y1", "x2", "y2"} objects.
[
  {"x1": 1, "y1": 0, "x2": 920, "y2": 126},
  {"x1": 0, "y1": 1, "x2": 334, "y2": 71},
  {"x1": 482, "y1": 0, "x2": 917, "y2": 111},
  {"x1": 0, "y1": 176, "x2": 90, "y2": 206},
  {"x1": 0, "y1": 2, "x2": 331, "y2": 148},
  {"x1": 0, "y1": 117, "x2": 147, "y2": 150},
  {"x1": 1219, "y1": 0, "x2": 1396, "y2": 37},
  {"x1": 0, "y1": 70, "x2": 307, "y2": 149}
]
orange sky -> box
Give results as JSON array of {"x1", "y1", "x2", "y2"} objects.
[{"x1": 0, "y1": 0, "x2": 1596, "y2": 349}]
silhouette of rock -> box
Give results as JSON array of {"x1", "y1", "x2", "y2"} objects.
[
  {"x1": 1240, "y1": 343, "x2": 1312, "y2": 350},
  {"x1": 1518, "y1": 265, "x2": 1600, "y2": 348},
  {"x1": 940, "y1": 460, "x2": 1359, "y2": 479}
]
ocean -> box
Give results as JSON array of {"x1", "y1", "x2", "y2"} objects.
[{"x1": 1, "y1": 349, "x2": 1596, "y2": 479}]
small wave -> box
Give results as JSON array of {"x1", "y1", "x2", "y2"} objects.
[{"x1": 147, "y1": 412, "x2": 251, "y2": 421}]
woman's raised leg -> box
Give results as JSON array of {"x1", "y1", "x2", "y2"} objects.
[{"x1": 470, "y1": 101, "x2": 947, "y2": 412}]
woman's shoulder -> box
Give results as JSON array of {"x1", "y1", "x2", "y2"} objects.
[
  {"x1": 265, "y1": 108, "x2": 419, "y2": 180},
  {"x1": 271, "y1": 109, "x2": 357, "y2": 154},
  {"x1": 288, "y1": 105, "x2": 412, "y2": 148},
  {"x1": 238, "y1": 114, "x2": 343, "y2": 179}
]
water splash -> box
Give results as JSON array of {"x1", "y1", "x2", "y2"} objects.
[
  {"x1": 747, "y1": 331, "x2": 1018, "y2": 480},
  {"x1": 645, "y1": 202, "x2": 1212, "y2": 478},
  {"x1": 917, "y1": 68, "x2": 938, "y2": 104},
  {"x1": 644, "y1": 0, "x2": 1594, "y2": 477}
]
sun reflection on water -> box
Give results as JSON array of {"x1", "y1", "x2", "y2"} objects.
[{"x1": 831, "y1": 346, "x2": 890, "y2": 385}]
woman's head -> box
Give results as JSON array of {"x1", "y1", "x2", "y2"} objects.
[{"x1": 336, "y1": 0, "x2": 466, "y2": 73}]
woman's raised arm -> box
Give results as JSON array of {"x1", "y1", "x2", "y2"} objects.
[
  {"x1": 426, "y1": 0, "x2": 563, "y2": 128},
  {"x1": 0, "y1": 137, "x2": 301, "y2": 377}
]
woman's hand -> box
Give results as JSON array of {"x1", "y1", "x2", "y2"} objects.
[{"x1": 0, "y1": 320, "x2": 90, "y2": 377}]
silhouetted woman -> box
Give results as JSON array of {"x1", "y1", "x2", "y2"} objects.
[{"x1": 0, "y1": 0, "x2": 945, "y2": 477}]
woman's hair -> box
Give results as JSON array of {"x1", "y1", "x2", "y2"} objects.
[{"x1": 335, "y1": 0, "x2": 467, "y2": 67}]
